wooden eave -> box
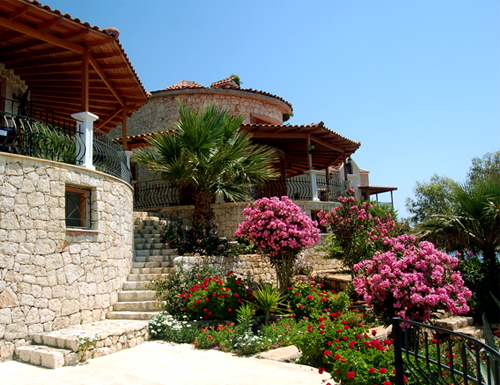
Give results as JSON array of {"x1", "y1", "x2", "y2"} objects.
[
  {"x1": 0, "y1": 0, "x2": 148, "y2": 133},
  {"x1": 240, "y1": 122, "x2": 360, "y2": 176}
]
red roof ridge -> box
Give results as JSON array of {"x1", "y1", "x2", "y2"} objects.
[
  {"x1": 157, "y1": 80, "x2": 206, "y2": 92},
  {"x1": 210, "y1": 76, "x2": 239, "y2": 89}
]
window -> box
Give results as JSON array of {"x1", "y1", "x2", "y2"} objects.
[{"x1": 65, "y1": 187, "x2": 92, "y2": 229}]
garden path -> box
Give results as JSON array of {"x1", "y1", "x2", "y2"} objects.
[{"x1": 1, "y1": 341, "x2": 328, "y2": 385}]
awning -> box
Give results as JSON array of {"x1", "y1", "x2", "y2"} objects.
[{"x1": 0, "y1": 0, "x2": 148, "y2": 134}]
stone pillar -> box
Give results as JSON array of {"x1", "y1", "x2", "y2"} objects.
[
  {"x1": 305, "y1": 170, "x2": 320, "y2": 201},
  {"x1": 71, "y1": 111, "x2": 99, "y2": 170},
  {"x1": 124, "y1": 150, "x2": 133, "y2": 168}
]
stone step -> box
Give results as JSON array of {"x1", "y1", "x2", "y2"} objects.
[
  {"x1": 132, "y1": 256, "x2": 174, "y2": 264},
  {"x1": 118, "y1": 290, "x2": 156, "y2": 302},
  {"x1": 134, "y1": 249, "x2": 176, "y2": 257},
  {"x1": 122, "y1": 281, "x2": 149, "y2": 290},
  {"x1": 127, "y1": 273, "x2": 170, "y2": 281},
  {"x1": 15, "y1": 345, "x2": 78, "y2": 369},
  {"x1": 113, "y1": 301, "x2": 160, "y2": 312},
  {"x1": 130, "y1": 267, "x2": 172, "y2": 275},
  {"x1": 134, "y1": 232, "x2": 163, "y2": 239},
  {"x1": 106, "y1": 311, "x2": 159, "y2": 321},
  {"x1": 135, "y1": 243, "x2": 168, "y2": 250},
  {"x1": 135, "y1": 228, "x2": 161, "y2": 234},
  {"x1": 132, "y1": 261, "x2": 172, "y2": 269},
  {"x1": 16, "y1": 320, "x2": 149, "y2": 368},
  {"x1": 432, "y1": 316, "x2": 474, "y2": 331}
]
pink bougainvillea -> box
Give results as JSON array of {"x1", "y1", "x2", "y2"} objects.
[
  {"x1": 353, "y1": 234, "x2": 472, "y2": 323},
  {"x1": 236, "y1": 196, "x2": 320, "y2": 256},
  {"x1": 236, "y1": 196, "x2": 320, "y2": 288},
  {"x1": 318, "y1": 188, "x2": 407, "y2": 277}
]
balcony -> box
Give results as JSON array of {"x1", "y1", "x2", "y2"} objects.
[
  {"x1": 0, "y1": 98, "x2": 131, "y2": 183},
  {"x1": 133, "y1": 177, "x2": 348, "y2": 210}
]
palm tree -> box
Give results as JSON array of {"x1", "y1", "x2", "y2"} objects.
[
  {"x1": 415, "y1": 178, "x2": 500, "y2": 320},
  {"x1": 132, "y1": 102, "x2": 278, "y2": 233}
]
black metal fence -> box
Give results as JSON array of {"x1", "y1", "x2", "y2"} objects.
[
  {"x1": 1, "y1": 98, "x2": 84, "y2": 164},
  {"x1": 134, "y1": 180, "x2": 194, "y2": 210},
  {"x1": 134, "y1": 178, "x2": 349, "y2": 210},
  {"x1": 393, "y1": 317, "x2": 500, "y2": 385},
  {"x1": 93, "y1": 129, "x2": 132, "y2": 184},
  {"x1": 1, "y1": 97, "x2": 132, "y2": 184}
]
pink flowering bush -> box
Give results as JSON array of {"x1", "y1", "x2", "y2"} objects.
[
  {"x1": 353, "y1": 234, "x2": 472, "y2": 324},
  {"x1": 318, "y1": 188, "x2": 407, "y2": 277},
  {"x1": 236, "y1": 196, "x2": 320, "y2": 289}
]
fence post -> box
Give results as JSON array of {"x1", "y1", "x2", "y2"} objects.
[
  {"x1": 71, "y1": 111, "x2": 99, "y2": 170},
  {"x1": 392, "y1": 317, "x2": 405, "y2": 385}
]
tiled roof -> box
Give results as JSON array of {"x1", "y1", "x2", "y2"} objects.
[
  {"x1": 210, "y1": 76, "x2": 239, "y2": 89},
  {"x1": 158, "y1": 80, "x2": 206, "y2": 92},
  {"x1": 150, "y1": 79, "x2": 293, "y2": 111},
  {"x1": 24, "y1": 1, "x2": 147, "y2": 96}
]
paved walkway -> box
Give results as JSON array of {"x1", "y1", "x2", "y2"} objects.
[{"x1": 1, "y1": 341, "x2": 327, "y2": 385}]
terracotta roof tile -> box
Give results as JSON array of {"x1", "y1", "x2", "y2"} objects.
[
  {"x1": 158, "y1": 80, "x2": 206, "y2": 92},
  {"x1": 210, "y1": 76, "x2": 240, "y2": 89},
  {"x1": 150, "y1": 78, "x2": 292, "y2": 111},
  {"x1": 25, "y1": 1, "x2": 147, "y2": 96}
]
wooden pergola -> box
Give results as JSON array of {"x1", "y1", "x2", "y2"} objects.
[
  {"x1": 0, "y1": 0, "x2": 148, "y2": 149},
  {"x1": 240, "y1": 121, "x2": 361, "y2": 179}
]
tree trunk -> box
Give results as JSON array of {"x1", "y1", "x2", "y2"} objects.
[
  {"x1": 192, "y1": 189, "x2": 217, "y2": 235},
  {"x1": 272, "y1": 251, "x2": 297, "y2": 290}
]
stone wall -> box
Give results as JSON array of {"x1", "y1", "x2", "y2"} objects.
[
  {"x1": 0, "y1": 153, "x2": 134, "y2": 359},
  {"x1": 151, "y1": 201, "x2": 340, "y2": 240},
  {"x1": 0, "y1": 63, "x2": 28, "y2": 110},
  {"x1": 174, "y1": 247, "x2": 342, "y2": 287}
]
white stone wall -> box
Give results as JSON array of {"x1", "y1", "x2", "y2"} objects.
[{"x1": 0, "y1": 154, "x2": 134, "y2": 359}]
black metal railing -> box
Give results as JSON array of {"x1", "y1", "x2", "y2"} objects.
[
  {"x1": 1, "y1": 98, "x2": 84, "y2": 164},
  {"x1": 93, "y1": 129, "x2": 132, "y2": 184},
  {"x1": 134, "y1": 177, "x2": 349, "y2": 209},
  {"x1": 133, "y1": 180, "x2": 195, "y2": 210},
  {"x1": 317, "y1": 178, "x2": 349, "y2": 202},
  {"x1": 393, "y1": 317, "x2": 500, "y2": 385}
]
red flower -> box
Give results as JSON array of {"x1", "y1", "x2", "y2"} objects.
[
  {"x1": 321, "y1": 297, "x2": 327, "y2": 303},
  {"x1": 347, "y1": 371, "x2": 355, "y2": 379},
  {"x1": 384, "y1": 382, "x2": 392, "y2": 385},
  {"x1": 318, "y1": 368, "x2": 325, "y2": 374},
  {"x1": 324, "y1": 350, "x2": 332, "y2": 356},
  {"x1": 344, "y1": 325, "x2": 349, "y2": 330},
  {"x1": 369, "y1": 368, "x2": 376, "y2": 374},
  {"x1": 205, "y1": 298, "x2": 209, "y2": 302},
  {"x1": 334, "y1": 354, "x2": 341, "y2": 360},
  {"x1": 327, "y1": 341, "x2": 333, "y2": 346},
  {"x1": 379, "y1": 368, "x2": 387, "y2": 374},
  {"x1": 307, "y1": 295, "x2": 313, "y2": 300},
  {"x1": 372, "y1": 330, "x2": 377, "y2": 336},
  {"x1": 298, "y1": 304, "x2": 303, "y2": 308},
  {"x1": 228, "y1": 308, "x2": 232, "y2": 312}
]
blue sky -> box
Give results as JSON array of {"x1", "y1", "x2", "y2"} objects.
[{"x1": 43, "y1": 0, "x2": 500, "y2": 219}]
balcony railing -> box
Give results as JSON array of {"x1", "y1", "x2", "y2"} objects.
[
  {"x1": 133, "y1": 178, "x2": 348, "y2": 210},
  {"x1": 0, "y1": 97, "x2": 131, "y2": 184},
  {"x1": 94, "y1": 129, "x2": 132, "y2": 184},
  {"x1": 393, "y1": 317, "x2": 500, "y2": 385},
  {"x1": 1, "y1": 98, "x2": 84, "y2": 164}
]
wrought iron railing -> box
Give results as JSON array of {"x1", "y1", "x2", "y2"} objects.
[
  {"x1": 317, "y1": 178, "x2": 349, "y2": 202},
  {"x1": 134, "y1": 178, "x2": 349, "y2": 209},
  {"x1": 393, "y1": 317, "x2": 500, "y2": 385},
  {"x1": 93, "y1": 129, "x2": 132, "y2": 184},
  {"x1": 133, "y1": 180, "x2": 194, "y2": 210},
  {"x1": 0, "y1": 98, "x2": 84, "y2": 164}
]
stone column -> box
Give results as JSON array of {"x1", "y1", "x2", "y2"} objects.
[{"x1": 71, "y1": 111, "x2": 99, "y2": 170}]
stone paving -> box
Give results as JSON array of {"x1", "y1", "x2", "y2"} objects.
[{"x1": 2, "y1": 341, "x2": 328, "y2": 385}]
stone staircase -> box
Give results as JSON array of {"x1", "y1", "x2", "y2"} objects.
[
  {"x1": 106, "y1": 213, "x2": 177, "y2": 321},
  {"x1": 14, "y1": 213, "x2": 178, "y2": 369}
]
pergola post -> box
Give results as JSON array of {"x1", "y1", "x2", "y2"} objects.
[{"x1": 72, "y1": 111, "x2": 98, "y2": 170}]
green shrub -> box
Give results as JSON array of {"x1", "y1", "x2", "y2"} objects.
[
  {"x1": 147, "y1": 258, "x2": 217, "y2": 317},
  {"x1": 287, "y1": 277, "x2": 335, "y2": 321},
  {"x1": 181, "y1": 272, "x2": 251, "y2": 321},
  {"x1": 327, "y1": 291, "x2": 351, "y2": 314}
]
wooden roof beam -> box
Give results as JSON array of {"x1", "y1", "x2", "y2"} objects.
[
  {"x1": 2, "y1": 47, "x2": 66, "y2": 63},
  {"x1": 36, "y1": 17, "x2": 62, "y2": 31},
  {"x1": 88, "y1": 54, "x2": 124, "y2": 106},
  {"x1": 0, "y1": 13, "x2": 84, "y2": 54},
  {"x1": 8, "y1": 5, "x2": 31, "y2": 21},
  {"x1": 310, "y1": 136, "x2": 345, "y2": 153},
  {"x1": 0, "y1": 30, "x2": 23, "y2": 42},
  {"x1": 95, "y1": 105, "x2": 122, "y2": 129}
]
